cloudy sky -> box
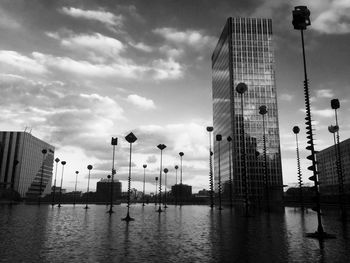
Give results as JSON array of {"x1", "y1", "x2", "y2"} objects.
[{"x1": 0, "y1": 0, "x2": 349, "y2": 193}]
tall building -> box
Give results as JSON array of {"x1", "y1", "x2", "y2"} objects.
[
  {"x1": 317, "y1": 138, "x2": 350, "y2": 195},
  {"x1": 211, "y1": 18, "x2": 283, "y2": 204},
  {"x1": 0, "y1": 131, "x2": 55, "y2": 198}
]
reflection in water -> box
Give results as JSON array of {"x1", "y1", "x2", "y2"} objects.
[{"x1": 0, "y1": 204, "x2": 349, "y2": 262}]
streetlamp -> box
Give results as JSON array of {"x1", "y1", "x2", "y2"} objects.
[
  {"x1": 292, "y1": 6, "x2": 334, "y2": 239},
  {"x1": 175, "y1": 165, "x2": 179, "y2": 205},
  {"x1": 38, "y1": 149, "x2": 47, "y2": 205},
  {"x1": 236, "y1": 82, "x2": 249, "y2": 216},
  {"x1": 122, "y1": 132, "x2": 137, "y2": 221},
  {"x1": 142, "y1": 164, "x2": 147, "y2": 206},
  {"x1": 108, "y1": 137, "x2": 118, "y2": 214},
  {"x1": 73, "y1": 171, "x2": 79, "y2": 206},
  {"x1": 216, "y1": 134, "x2": 223, "y2": 210},
  {"x1": 293, "y1": 126, "x2": 304, "y2": 210},
  {"x1": 163, "y1": 168, "x2": 168, "y2": 209},
  {"x1": 157, "y1": 144, "x2": 166, "y2": 213},
  {"x1": 330, "y1": 99, "x2": 346, "y2": 220},
  {"x1": 51, "y1": 157, "x2": 60, "y2": 207},
  {"x1": 259, "y1": 105, "x2": 269, "y2": 212},
  {"x1": 206, "y1": 126, "x2": 214, "y2": 209},
  {"x1": 227, "y1": 136, "x2": 233, "y2": 208},
  {"x1": 58, "y1": 161, "x2": 66, "y2": 208},
  {"x1": 179, "y1": 152, "x2": 184, "y2": 205},
  {"x1": 155, "y1": 177, "x2": 158, "y2": 206},
  {"x1": 84, "y1": 164, "x2": 93, "y2": 209}
]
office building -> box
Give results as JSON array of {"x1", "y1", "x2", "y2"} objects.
[
  {"x1": 96, "y1": 178, "x2": 122, "y2": 201},
  {"x1": 317, "y1": 138, "x2": 350, "y2": 195},
  {"x1": 0, "y1": 131, "x2": 54, "y2": 198},
  {"x1": 211, "y1": 17, "x2": 283, "y2": 204},
  {"x1": 171, "y1": 184, "x2": 192, "y2": 201}
]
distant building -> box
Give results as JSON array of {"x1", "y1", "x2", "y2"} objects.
[
  {"x1": 317, "y1": 138, "x2": 350, "y2": 195},
  {"x1": 211, "y1": 17, "x2": 283, "y2": 204},
  {"x1": 171, "y1": 184, "x2": 192, "y2": 201},
  {"x1": 0, "y1": 131, "x2": 54, "y2": 198},
  {"x1": 96, "y1": 178, "x2": 122, "y2": 202}
]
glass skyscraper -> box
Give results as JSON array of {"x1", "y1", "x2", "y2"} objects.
[{"x1": 212, "y1": 17, "x2": 283, "y2": 204}]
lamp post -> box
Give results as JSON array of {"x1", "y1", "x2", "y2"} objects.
[
  {"x1": 108, "y1": 137, "x2": 118, "y2": 214},
  {"x1": 73, "y1": 171, "x2": 79, "y2": 206},
  {"x1": 330, "y1": 99, "x2": 346, "y2": 220},
  {"x1": 216, "y1": 134, "x2": 223, "y2": 210},
  {"x1": 142, "y1": 164, "x2": 147, "y2": 206},
  {"x1": 51, "y1": 157, "x2": 60, "y2": 207},
  {"x1": 227, "y1": 136, "x2": 233, "y2": 208},
  {"x1": 58, "y1": 161, "x2": 66, "y2": 208},
  {"x1": 84, "y1": 164, "x2": 93, "y2": 209},
  {"x1": 175, "y1": 165, "x2": 179, "y2": 205},
  {"x1": 236, "y1": 82, "x2": 249, "y2": 216},
  {"x1": 259, "y1": 105, "x2": 269, "y2": 212},
  {"x1": 179, "y1": 152, "x2": 184, "y2": 205},
  {"x1": 157, "y1": 144, "x2": 166, "y2": 213},
  {"x1": 206, "y1": 126, "x2": 214, "y2": 209},
  {"x1": 293, "y1": 126, "x2": 304, "y2": 210},
  {"x1": 122, "y1": 132, "x2": 137, "y2": 221},
  {"x1": 155, "y1": 177, "x2": 158, "y2": 206},
  {"x1": 163, "y1": 168, "x2": 168, "y2": 208},
  {"x1": 292, "y1": 6, "x2": 334, "y2": 239},
  {"x1": 38, "y1": 149, "x2": 47, "y2": 205}
]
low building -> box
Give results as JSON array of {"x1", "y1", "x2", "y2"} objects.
[
  {"x1": 96, "y1": 178, "x2": 122, "y2": 202},
  {"x1": 171, "y1": 184, "x2": 192, "y2": 201},
  {"x1": 0, "y1": 131, "x2": 55, "y2": 199}
]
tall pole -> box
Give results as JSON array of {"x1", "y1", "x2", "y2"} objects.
[
  {"x1": 109, "y1": 137, "x2": 118, "y2": 214},
  {"x1": 175, "y1": 165, "x2": 179, "y2": 205},
  {"x1": 236, "y1": 83, "x2": 249, "y2": 216},
  {"x1": 58, "y1": 161, "x2": 66, "y2": 208},
  {"x1": 122, "y1": 132, "x2": 137, "y2": 221},
  {"x1": 227, "y1": 136, "x2": 233, "y2": 208},
  {"x1": 38, "y1": 149, "x2": 47, "y2": 205},
  {"x1": 292, "y1": 6, "x2": 334, "y2": 238},
  {"x1": 293, "y1": 126, "x2": 304, "y2": 210},
  {"x1": 206, "y1": 126, "x2": 214, "y2": 209},
  {"x1": 73, "y1": 171, "x2": 79, "y2": 206},
  {"x1": 84, "y1": 165, "x2": 93, "y2": 209},
  {"x1": 331, "y1": 99, "x2": 346, "y2": 219},
  {"x1": 216, "y1": 135, "x2": 222, "y2": 210},
  {"x1": 179, "y1": 152, "x2": 184, "y2": 205},
  {"x1": 155, "y1": 177, "x2": 158, "y2": 206},
  {"x1": 259, "y1": 105, "x2": 269, "y2": 212},
  {"x1": 164, "y1": 168, "x2": 168, "y2": 208},
  {"x1": 51, "y1": 157, "x2": 60, "y2": 207},
  {"x1": 142, "y1": 164, "x2": 147, "y2": 206},
  {"x1": 157, "y1": 144, "x2": 166, "y2": 213}
]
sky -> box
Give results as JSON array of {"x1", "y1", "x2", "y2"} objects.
[{"x1": 0, "y1": 0, "x2": 350, "y2": 194}]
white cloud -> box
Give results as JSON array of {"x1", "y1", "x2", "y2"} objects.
[
  {"x1": 0, "y1": 8, "x2": 21, "y2": 29},
  {"x1": 316, "y1": 89, "x2": 334, "y2": 98},
  {"x1": 127, "y1": 94, "x2": 156, "y2": 110},
  {"x1": 130, "y1": 42, "x2": 153, "y2": 52},
  {"x1": 152, "y1": 58, "x2": 183, "y2": 80},
  {"x1": 279, "y1": 93, "x2": 294, "y2": 101},
  {"x1": 312, "y1": 108, "x2": 334, "y2": 118},
  {"x1": 60, "y1": 7, "x2": 123, "y2": 28}
]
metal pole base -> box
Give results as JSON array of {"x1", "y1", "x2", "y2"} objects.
[
  {"x1": 157, "y1": 207, "x2": 163, "y2": 213},
  {"x1": 306, "y1": 231, "x2": 336, "y2": 239},
  {"x1": 122, "y1": 213, "x2": 134, "y2": 221},
  {"x1": 57, "y1": 204, "x2": 62, "y2": 208},
  {"x1": 142, "y1": 203, "x2": 145, "y2": 206},
  {"x1": 84, "y1": 205, "x2": 89, "y2": 209},
  {"x1": 164, "y1": 205, "x2": 168, "y2": 209},
  {"x1": 107, "y1": 209, "x2": 114, "y2": 214}
]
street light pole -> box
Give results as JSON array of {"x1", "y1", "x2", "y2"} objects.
[
  {"x1": 58, "y1": 161, "x2": 66, "y2": 208},
  {"x1": 108, "y1": 137, "x2": 118, "y2": 214},
  {"x1": 236, "y1": 82, "x2": 249, "y2": 216},
  {"x1": 292, "y1": 5, "x2": 334, "y2": 239},
  {"x1": 259, "y1": 105, "x2": 269, "y2": 212},
  {"x1": 73, "y1": 171, "x2": 79, "y2": 206},
  {"x1": 122, "y1": 132, "x2": 137, "y2": 221},
  {"x1": 174, "y1": 165, "x2": 179, "y2": 205},
  {"x1": 38, "y1": 149, "x2": 47, "y2": 205},
  {"x1": 155, "y1": 177, "x2": 158, "y2": 206},
  {"x1": 163, "y1": 168, "x2": 168, "y2": 208},
  {"x1": 179, "y1": 152, "x2": 184, "y2": 205},
  {"x1": 51, "y1": 157, "x2": 60, "y2": 207},
  {"x1": 142, "y1": 164, "x2": 147, "y2": 206},
  {"x1": 216, "y1": 134, "x2": 222, "y2": 210},
  {"x1": 227, "y1": 136, "x2": 233, "y2": 208},
  {"x1": 84, "y1": 165, "x2": 93, "y2": 209},
  {"x1": 206, "y1": 126, "x2": 214, "y2": 209},
  {"x1": 293, "y1": 126, "x2": 304, "y2": 210},
  {"x1": 157, "y1": 144, "x2": 166, "y2": 213}
]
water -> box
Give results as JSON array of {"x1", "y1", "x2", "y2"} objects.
[{"x1": 0, "y1": 204, "x2": 349, "y2": 262}]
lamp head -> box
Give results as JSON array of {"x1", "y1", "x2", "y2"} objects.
[
  {"x1": 236, "y1": 83, "x2": 248, "y2": 94},
  {"x1": 331, "y1": 99, "x2": 340, "y2": 110},
  {"x1": 259, "y1": 105, "x2": 267, "y2": 115},
  {"x1": 206, "y1": 126, "x2": 213, "y2": 132},
  {"x1": 87, "y1": 164, "x2": 93, "y2": 170},
  {"x1": 293, "y1": 126, "x2": 300, "y2": 134},
  {"x1": 216, "y1": 134, "x2": 222, "y2": 141},
  {"x1": 292, "y1": 6, "x2": 311, "y2": 30},
  {"x1": 143, "y1": 164, "x2": 147, "y2": 169}
]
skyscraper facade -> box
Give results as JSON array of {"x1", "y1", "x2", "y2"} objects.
[
  {"x1": 0, "y1": 131, "x2": 55, "y2": 198},
  {"x1": 211, "y1": 17, "x2": 283, "y2": 204}
]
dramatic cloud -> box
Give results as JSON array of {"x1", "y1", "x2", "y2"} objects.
[
  {"x1": 316, "y1": 89, "x2": 334, "y2": 98},
  {"x1": 129, "y1": 42, "x2": 153, "y2": 52},
  {"x1": 151, "y1": 58, "x2": 183, "y2": 80},
  {"x1": 127, "y1": 94, "x2": 156, "y2": 110},
  {"x1": 60, "y1": 7, "x2": 123, "y2": 28},
  {"x1": 279, "y1": 94, "x2": 294, "y2": 101}
]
